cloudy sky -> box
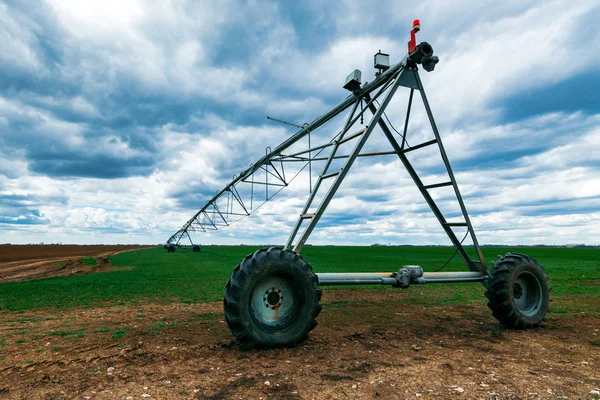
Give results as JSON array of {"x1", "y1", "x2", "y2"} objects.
[{"x1": 1, "y1": 0, "x2": 599, "y2": 246}]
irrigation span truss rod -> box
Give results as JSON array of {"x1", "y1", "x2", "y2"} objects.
[{"x1": 166, "y1": 56, "x2": 408, "y2": 246}]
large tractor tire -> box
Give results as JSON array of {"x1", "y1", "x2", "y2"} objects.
[
  {"x1": 485, "y1": 252, "x2": 550, "y2": 329},
  {"x1": 224, "y1": 247, "x2": 322, "y2": 348},
  {"x1": 167, "y1": 244, "x2": 176, "y2": 253},
  {"x1": 192, "y1": 245, "x2": 201, "y2": 252}
]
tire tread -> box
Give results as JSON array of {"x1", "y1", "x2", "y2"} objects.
[
  {"x1": 224, "y1": 247, "x2": 321, "y2": 348},
  {"x1": 486, "y1": 252, "x2": 550, "y2": 329}
]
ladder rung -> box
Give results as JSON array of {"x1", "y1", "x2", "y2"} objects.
[
  {"x1": 422, "y1": 181, "x2": 453, "y2": 190},
  {"x1": 401, "y1": 139, "x2": 438, "y2": 153},
  {"x1": 444, "y1": 222, "x2": 468, "y2": 227},
  {"x1": 321, "y1": 170, "x2": 341, "y2": 179},
  {"x1": 301, "y1": 213, "x2": 316, "y2": 219}
]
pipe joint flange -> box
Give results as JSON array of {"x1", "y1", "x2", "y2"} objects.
[
  {"x1": 393, "y1": 265, "x2": 424, "y2": 288},
  {"x1": 393, "y1": 268, "x2": 411, "y2": 289}
]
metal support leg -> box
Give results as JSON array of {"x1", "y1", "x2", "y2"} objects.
[
  {"x1": 412, "y1": 69, "x2": 486, "y2": 270},
  {"x1": 285, "y1": 79, "x2": 398, "y2": 250},
  {"x1": 289, "y1": 71, "x2": 405, "y2": 253},
  {"x1": 365, "y1": 69, "x2": 486, "y2": 272},
  {"x1": 375, "y1": 110, "x2": 476, "y2": 269},
  {"x1": 285, "y1": 99, "x2": 362, "y2": 249}
]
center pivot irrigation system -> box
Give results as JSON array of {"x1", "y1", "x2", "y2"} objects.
[{"x1": 166, "y1": 21, "x2": 550, "y2": 348}]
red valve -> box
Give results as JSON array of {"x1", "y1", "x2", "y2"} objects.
[{"x1": 408, "y1": 19, "x2": 420, "y2": 53}]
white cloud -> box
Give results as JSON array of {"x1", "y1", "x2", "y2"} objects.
[
  {"x1": 0, "y1": 4, "x2": 44, "y2": 72},
  {"x1": 426, "y1": 1, "x2": 600, "y2": 123},
  {"x1": 1, "y1": 1, "x2": 599, "y2": 247}
]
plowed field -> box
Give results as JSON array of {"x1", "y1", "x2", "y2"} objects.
[
  {"x1": 1, "y1": 292, "x2": 598, "y2": 399},
  {"x1": 0, "y1": 245, "x2": 153, "y2": 282},
  {"x1": 0, "y1": 246, "x2": 598, "y2": 399}
]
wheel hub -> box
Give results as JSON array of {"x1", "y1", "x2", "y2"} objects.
[
  {"x1": 251, "y1": 275, "x2": 298, "y2": 326},
  {"x1": 513, "y1": 271, "x2": 543, "y2": 316},
  {"x1": 264, "y1": 287, "x2": 283, "y2": 309},
  {"x1": 513, "y1": 282, "x2": 523, "y2": 299}
]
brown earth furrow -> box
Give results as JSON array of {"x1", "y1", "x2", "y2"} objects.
[
  {"x1": 0, "y1": 245, "x2": 153, "y2": 282},
  {"x1": 0, "y1": 292, "x2": 597, "y2": 399}
]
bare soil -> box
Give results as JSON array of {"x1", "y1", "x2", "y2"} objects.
[
  {"x1": 1, "y1": 290, "x2": 598, "y2": 399},
  {"x1": 0, "y1": 245, "x2": 153, "y2": 282}
]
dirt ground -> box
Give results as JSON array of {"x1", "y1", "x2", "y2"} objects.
[
  {"x1": 0, "y1": 245, "x2": 153, "y2": 282},
  {"x1": 0, "y1": 289, "x2": 598, "y2": 400}
]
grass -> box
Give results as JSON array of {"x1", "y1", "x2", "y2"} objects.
[
  {"x1": 0, "y1": 246, "x2": 598, "y2": 314},
  {"x1": 49, "y1": 330, "x2": 86, "y2": 339},
  {"x1": 111, "y1": 326, "x2": 128, "y2": 340},
  {"x1": 148, "y1": 323, "x2": 165, "y2": 335},
  {"x1": 81, "y1": 257, "x2": 98, "y2": 267}
]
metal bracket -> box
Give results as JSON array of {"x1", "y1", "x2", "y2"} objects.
[{"x1": 397, "y1": 67, "x2": 419, "y2": 89}]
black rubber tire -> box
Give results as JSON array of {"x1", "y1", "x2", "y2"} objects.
[
  {"x1": 224, "y1": 247, "x2": 322, "y2": 348},
  {"x1": 167, "y1": 245, "x2": 176, "y2": 253},
  {"x1": 192, "y1": 245, "x2": 201, "y2": 252},
  {"x1": 485, "y1": 252, "x2": 550, "y2": 329}
]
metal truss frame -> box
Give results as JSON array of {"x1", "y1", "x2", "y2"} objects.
[{"x1": 166, "y1": 52, "x2": 487, "y2": 273}]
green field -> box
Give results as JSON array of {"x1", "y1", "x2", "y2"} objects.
[{"x1": 0, "y1": 246, "x2": 598, "y2": 313}]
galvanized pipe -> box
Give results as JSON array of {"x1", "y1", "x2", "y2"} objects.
[
  {"x1": 416, "y1": 277, "x2": 485, "y2": 284},
  {"x1": 317, "y1": 272, "x2": 397, "y2": 286},
  {"x1": 417, "y1": 271, "x2": 486, "y2": 284},
  {"x1": 316, "y1": 271, "x2": 486, "y2": 286}
]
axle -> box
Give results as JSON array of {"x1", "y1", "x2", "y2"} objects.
[{"x1": 316, "y1": 266, "x2": 486, "y2": 287}]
